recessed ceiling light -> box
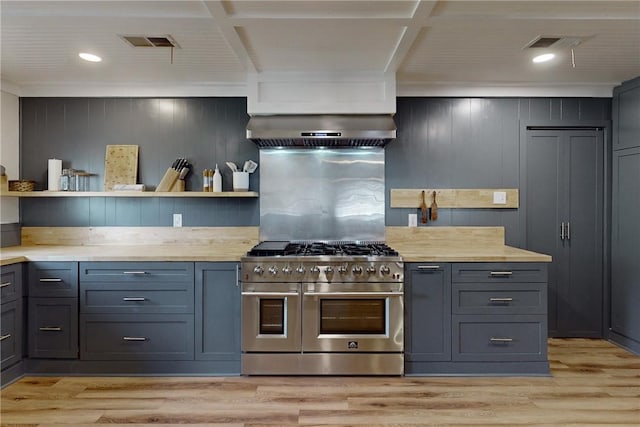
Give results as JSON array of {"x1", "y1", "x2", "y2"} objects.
[
  {"x1": 79, "y1": 52, "x2": 102, "y2": 62},
  {"x1": 532, "y1": 53, "x2": 555, "y2": 63}
]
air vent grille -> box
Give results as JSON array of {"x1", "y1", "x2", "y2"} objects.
[
  {"x1": 121, "y1": 35, "x2": 179, "y2": 48},
  {"x1": 528, "y1": 37, "x2": 561, "y2": 48},
  {"x1": 525, "y1": 36, "x2": 585, "y2": 50}
]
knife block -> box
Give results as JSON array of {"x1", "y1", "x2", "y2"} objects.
[{"x1": 155, "y1": 168, "x2": 180, "y2": 192}]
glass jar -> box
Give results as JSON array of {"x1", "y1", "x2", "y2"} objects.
[
  {"x1": 60, "y1": 169, "x2": 70, "y2": 191},
  {"x1": 68, "y1": 169, "x2": 76, "y2": 192},
  {"x1": 75, "y1": 172, "x2": 90, "y2": 192}
]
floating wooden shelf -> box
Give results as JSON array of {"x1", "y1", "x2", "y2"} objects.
[
  {"x1": 390, "y1": 189, "x2": 519, "y2": 209},
  {"x1": 0, "y1": 191, "x2": 258, "y2": 198}
]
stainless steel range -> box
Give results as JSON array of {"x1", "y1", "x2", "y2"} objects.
[{"x1": 241, "y1": 241, "x2": 404, "y2": 375}]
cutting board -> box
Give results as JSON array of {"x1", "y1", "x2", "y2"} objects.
[{"x1": 104, "y1": 145, "x2": 139, "y2": 191}]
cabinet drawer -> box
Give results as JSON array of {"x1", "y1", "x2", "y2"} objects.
[
  {"x1": 29, "y1": 262, "x2": 78, "y2": 297},
  {"x1": 80, "y1": 314, "x2": 194, "y2": 361},
  {"x1": 452, "y1": 315, "x2": 547, "y2": 362},
  {"x1": 80, "y1": 262, "x2": 194, "y2": 283},
  {"x1": 452, "y1": 283, "x2": 546, "y2": 315},
  {"x1": 1, "y1": 300, "x2": 22, "y2": 370},
  {"x1": 452, "y1": 263, "x2": 547, "y2": 283},
  {"x1": 29, "y1": 297, "x2": 78, "y2": 359},
  {"x1": 1, "y1": 263, "x2": 23, "y2": 303},
  {"x1": 80, "y1": 282, "x2": 194, "y2": 314}
]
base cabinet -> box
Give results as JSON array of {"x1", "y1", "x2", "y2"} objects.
[{"x1": 1, "y1": 263, "x2": 24, "y2": 387}]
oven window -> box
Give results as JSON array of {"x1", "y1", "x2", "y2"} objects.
[
  {"x1": 320, "y1": 299, "x2": 385, "y2": 334},
  {"x1": 259, "y1": 299, "x2": 285, "y2": 334}
]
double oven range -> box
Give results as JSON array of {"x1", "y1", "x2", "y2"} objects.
[{"x1": 241, "y1": 241, "x2": 404, "y2": 375}]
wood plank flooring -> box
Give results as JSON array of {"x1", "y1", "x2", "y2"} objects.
[{"x1": 1, "y1": 339, "x2": 639, "y2": 426}]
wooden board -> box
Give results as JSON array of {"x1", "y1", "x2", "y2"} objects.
[
  {"x1": 390, "y1": 188, "x2": 519, "y2": 209},
  {"x1": 104, "y1": 145, "x2": 138, "y2": 191}
]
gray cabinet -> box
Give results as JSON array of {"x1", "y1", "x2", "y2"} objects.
[
  {"x1": 524, "y1": 128, "x2": 604, "y2": 337},
  {"x1": 27, "y1": 262, "x2": 78, "y2": 359},
  {"x1": 612, "y1": 76, "x2": 640, "y2": 150},
  {"x1": 79, "y1": 262, "x2": 195, "y2": 361},
  {"x1": 195, "y1": 262, "x2": 241, "y2": 367},
  {"x1": 1, "y1": 263, "x2": 24, "y2": 386},
  {"x1": 452, "y1": 263, "x2": 548, "y2": 364},
  {"x1": 405, "y1": 263, "x2": 451, "y2": 370}
]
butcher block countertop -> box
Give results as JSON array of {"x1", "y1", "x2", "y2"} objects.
[{"x1": 0, "y1": 226, "x2": 551, "y2": 266}]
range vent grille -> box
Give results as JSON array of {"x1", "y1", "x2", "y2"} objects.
[
  {"x1": 252, "y1": 138, "x2": 390, "y2": 148},
  {"x1": 121, "y1": 35, "x2": 180, "y2": 48}
]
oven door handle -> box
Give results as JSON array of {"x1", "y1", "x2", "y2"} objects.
[
  {"x1": 241, "y1": 291, "x2": 299, "y2": 297},
  {"x1": 304, "y1": 291, "x2": 403, "y2": 297}
]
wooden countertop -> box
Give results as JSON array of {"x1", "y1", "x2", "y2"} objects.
[{"x1": 393, "y1": 243, "x2": 551, "y2": 262}]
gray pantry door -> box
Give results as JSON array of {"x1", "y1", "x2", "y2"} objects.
[{"x1": 524, "y1": 128, "x2": 604, "y2": 338}]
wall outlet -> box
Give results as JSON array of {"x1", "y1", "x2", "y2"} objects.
[
  {"x1": 493, "y1": 191, "x2": 507, "y2": 205},
  {"x1": 408, "y1": 213, "x2": 418, "y2": 227},
  {"x1": 173, "y1": 213, "x2": 182, "y2": 227}
]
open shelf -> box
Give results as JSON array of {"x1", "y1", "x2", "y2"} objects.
[{"x1": 0, "y1": 191, "x2": 258, "y2": 198}]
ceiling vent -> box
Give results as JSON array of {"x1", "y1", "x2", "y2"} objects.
[
  {"x1": 120, "y1": 35, "x2": 180, "y2": 48},
  {"x1": 524, "y1": 36, "x2": 585, "y2": 49}
]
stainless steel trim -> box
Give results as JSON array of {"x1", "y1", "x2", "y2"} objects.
[
  {"x1": 304, "y1": 291, "x2": 402, "y2": 297},
  {"x1": 123, "y1": 271, "x2": 147, "y2": 275},
  {"x1": 0, "y1": 334, "x2": 11, "y2": 341},
  {"x1": 122, "y1": 297, "x2": 146, "y2": 301},
  {"x1": 0, "y1": 282, "x2": 12, "y2": 288},
  {"x1": 560, "y1": 222, "x2": 565, "y2": 240},
  {"x1": 489, "y1": 297, "x2": 514, "y2": 302},
  {"x1": 417, "y1": 265, "x2": 440, "y2": 270},
  {"x1": 123, "y1": 336, "x2": 147, "y2": 341},
  {"x1": 489, "y1": 271, "x2": 513, "y2": 277},
  {"x1": 39, "y1": 278, "x2": 62, "y2": 282},
  {"x1": 242, "y1": 353, "x2": 403, "y2": 375},
  {"x1": 39, "y1": 327, "x2": 62, "y2": 331},
  {"x1": 241, "y1": 291, "x2": 299, "y2": 297},
  {"x1": 490, "y1": 337, "x2": 514, "y2": 343}
]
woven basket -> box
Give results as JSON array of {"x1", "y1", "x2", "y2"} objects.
[{"x1": 8, "y1": 180, "x2": 36, "y2": 191}]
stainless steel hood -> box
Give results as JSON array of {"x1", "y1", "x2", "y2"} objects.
[{"x1": 246, "y1": 114, "x2": 396, "y2": 148}]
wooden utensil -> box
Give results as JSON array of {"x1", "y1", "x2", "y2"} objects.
[
  {"x1": 431, "y1": 190, "x2": 438, "y2": 221},
  {"x1": 420, "y1": 190, "x2": 428, "y2": 224}
]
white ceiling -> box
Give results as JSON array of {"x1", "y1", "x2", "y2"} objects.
[{"x1": 1, "y1": 0, "x2": 639, "y2": 97}]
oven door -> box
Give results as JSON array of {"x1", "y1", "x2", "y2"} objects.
[
  {"x1": 242, "y1": 283, "x2": 301, "y2": 352},
  {"x1": 302, "y1": 282, "x2": 403, "y2": 352}
]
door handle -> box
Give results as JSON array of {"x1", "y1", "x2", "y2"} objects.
[
  {"x1": 489, "y1": 337, "x2": 513, "y2": 343},
  {"x1": 0, "y1": 282, "x2": 12, "y2": 288},
  {"x1": 39, "y1": 278, "x2": 63, "y2": 282},
  {"x1": 122, "y1": 336, "x2": 147, "y2": 341},
  {"x1": 489, "y1": 271, "x2": 513, "y2": 277},
  {"x1": 0, "y1": 334, "x2": 11, "y2": 341},
  {"x1": 560, "y1": 222, "x2": 565, "y2": 240},
  {"x1": 567, "y1": 222, "x2": 570, "y2": 240},
  {"x1": 241, "y1": 292, "x2": 299, "y2": 297},
  {"x1": 489, "y1": 297, "x2": 513, "y2": 303},
  {"x1": 303, "y1": 291, "x2": 403, "y2": 297},
  {"x1": 123, "y1": 271, "x2": 147, "y2": 275},
  {"x1": 39, "y1": 327, "x2": 62, "y2": 332},
  {"x1": 417, "y1": 265, "x2": 440, "y2": 270},
  {"x1": 122, "y1": 297, "x2": 146, "y2": 302}
]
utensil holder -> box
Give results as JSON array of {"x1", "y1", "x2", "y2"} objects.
[{"x1": 233, "y1": 171, "x2": 249, "y2": 191}]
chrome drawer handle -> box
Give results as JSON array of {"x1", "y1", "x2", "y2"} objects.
[
  {"x1": 122, "y1": 297, "x2": 147, "y2": 302},
  {"x1": 123, "y1": 336, "x2": 147, "y2": 341},
  {"x1": 241, "y1": 291, "x2": 299, "y2": 297},
  {"x1": 0, "y1": 282, "x2": 12, "y2": 288},
  {"x1": 0, "y1": 334, "x2": 11, "y2": 341},
  {"x1": 417, "y1": 265, "x2": 440, "y2": 270},
  {"x1": 489, "y1": 297, "x2": 514, "y2": 302},
  {"x1": 304, "y1": 291, "x2": 403, "y2": 297},
  {"x1": 123, "y1": 271, "x2": 147, "y2": 275},
  {"x1": 39, "y1": 278, "x2": 63, "y2": 282},
  {"x1": 39, "y1": 327, "x2": 62, "y2": 332},
  {"x1": 489, "y1": 271, "x2": 513, "y2": 277},
  {"x1": 489, "y1": 337, "x2": 513, "y2": 343}
]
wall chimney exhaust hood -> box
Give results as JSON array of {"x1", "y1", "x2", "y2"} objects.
[{"x1": 246, "y1": 114, "x2": 396, "y2": 148}]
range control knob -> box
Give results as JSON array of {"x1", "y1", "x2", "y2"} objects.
[
  {"x1": 282, "y1": 266, "x2": 292, "y2": 274},
  {"x1": 268, "y1": 266, "x2": 278, "y2": 276},
  {"x1": 325, "y1": 266, "x2": 334, "y2": 274},
  {"x1": 310, "y1": 266, "x2": 321, "y2": 274},
  {"x1": 338, "y1": 265, "x2": 348, "y2": 274},
  {"x1": 352, "y1": 265, "x2": 363, "y2": 275},
  {"x1": 253, "y1": 266, "x2": 264, "y2": 275},
  {"x1": 366, "y1": 266, "x2": 377, "y2": 274},
  {"x1": 380, "y1": 265, "x2": 391, "y2": 275},
  {"x1": 296, "y1": 266, "x2": 305, "y2": 274}
]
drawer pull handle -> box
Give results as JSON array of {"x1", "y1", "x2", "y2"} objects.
[
  {"x1": 489, "y1": 271, "x2": 513, "y2": 277},
  {"x1": 123, "y1": 336, "x2": 147, "y2": 342},
  {"x1": 39, "y1": 327, "x2": 62, "y2": 332},
  {"x1": 241, "y1": 291, "x2": 299, "y2": 297},
  {"x1": 489, "y1": 337, "x2": 513, "y2": 343},
  {"x1": 489, "y1": 297, "x2": 514, "y2": 302},
  {"x1": 39, "y1": 278, "x2": 63, "y2": 282},
  {"x1": 122, "y1": 297, "x2": 147, "y2": 302},
  {"x1": 0, "y1": 334, "x2": 11, "y2": 341},
  {"x1": 0, "y1": 282, "x2": 12, "y2": 288},
  {"x1": 123, "y1": 271, "x2": 147, "y2": 275},
  {"x1": 417, "y1": 265, "x2": 440, "y2": 270}
]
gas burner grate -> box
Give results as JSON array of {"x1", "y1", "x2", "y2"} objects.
[{"x1": 247, "y1": 241, "x2": 399, "y2": 257}]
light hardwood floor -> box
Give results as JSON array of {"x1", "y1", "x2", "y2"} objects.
[{"x1": 1, "y1": 339, "x2": 639, "y2": 426}]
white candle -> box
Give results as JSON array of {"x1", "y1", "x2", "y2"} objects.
[{"x1": 48, "y1": 158, "x2": 62, "y2": 191}]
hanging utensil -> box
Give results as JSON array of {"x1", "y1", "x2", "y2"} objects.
[
  {"x1": 420, "y1": 190, "x2": 428, "y2": 224},
  {"x1": 430, "y1": 190, "x2": 438, "y2": 221}
]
